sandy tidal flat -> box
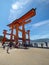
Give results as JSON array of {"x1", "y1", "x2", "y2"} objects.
[{"x1": 0, "y1": 46, "x2": 49, "y2": 65}]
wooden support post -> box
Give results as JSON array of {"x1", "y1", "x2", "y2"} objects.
[
  {"x1": 15, "y1": 24, "x2": 19, "y2": 45},
  {"x1": 27, "y1": 30, "x2": 30, "y2": 45},
  {"x1": 22, "y1": 24, "x2": 26, "y2": 44},
  {"x1": 2, "y1": 30, "x2": 7, "y2": 45},
  {"x1": 10, "y1": 26, "x2": 13, "y2": 42}
]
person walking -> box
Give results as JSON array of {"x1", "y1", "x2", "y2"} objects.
[{"x1": 7, "y1": 42, "x2": 13, "y2": 54}]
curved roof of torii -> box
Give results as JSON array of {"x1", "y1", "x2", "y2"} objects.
[{"x1": 7, "y1": 8, "x2": 36, "y2": 27}]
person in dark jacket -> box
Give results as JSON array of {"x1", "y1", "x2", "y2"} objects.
[{"x1": 7, "y1": 42, "x2": 13, "y2": 54}]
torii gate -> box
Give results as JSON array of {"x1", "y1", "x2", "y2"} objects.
[{"x1": 2, "y1": 8, "x2": 36, "y2": 45}]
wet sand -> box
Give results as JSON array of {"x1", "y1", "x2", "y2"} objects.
[{"x1": 0, "y1": 45, "x2": 49, "y2": 65}]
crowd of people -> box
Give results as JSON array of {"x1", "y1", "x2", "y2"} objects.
[{"x1": 2, "y1": 41, "x2": 49, "y2": 54}]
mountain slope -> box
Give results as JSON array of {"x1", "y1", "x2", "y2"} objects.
[{"x1": 31, "y1": 38, "x2": 49, "y2": 42}]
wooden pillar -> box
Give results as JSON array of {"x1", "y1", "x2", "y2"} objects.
[
  {"x1": 10, "y1": 26, "x2": 13, "y2": 42},
  {"x1": 15, "y1": 24, "x2": 19, "y2": 45},
  {"x1": 27, "y1": 30, "x2": 30, "y2": 45},
  {"x1": 22, "y1": 24, "x2": 26, "y2": 44},
  {"x1": 2, "y1": 30, "x2": 7, "y2": 44}
]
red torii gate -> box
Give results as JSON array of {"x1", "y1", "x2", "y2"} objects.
[{"x1": 2, "y1": 8, "x2": 36, "y2": 45}]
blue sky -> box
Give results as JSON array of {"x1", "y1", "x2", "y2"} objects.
[{"x1": 0, "y1": 0, "x2": 49, "y2": 40}]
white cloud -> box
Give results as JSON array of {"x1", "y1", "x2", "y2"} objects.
[
  {"x1": 8, "y1": 0, "x2": 49, "y2": 22},
  {"x1": 32, "y1": 20, "x2": 49, "y2": 27},
  {"x1": 12, "y1": 1, "x2": 23, "y2": 10},
  {"x1": 11, "y1": 0, "x2": 49, "y2": 11},
  {"x1": 8, "y1": 0, "x2": 32, "y2": 22},
  {"x1": 25, "y1": 20, "x2": 49, "y2": 29},
  {"x1": 12, "y1": 2, "x2": 19, "y2": 10}
]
